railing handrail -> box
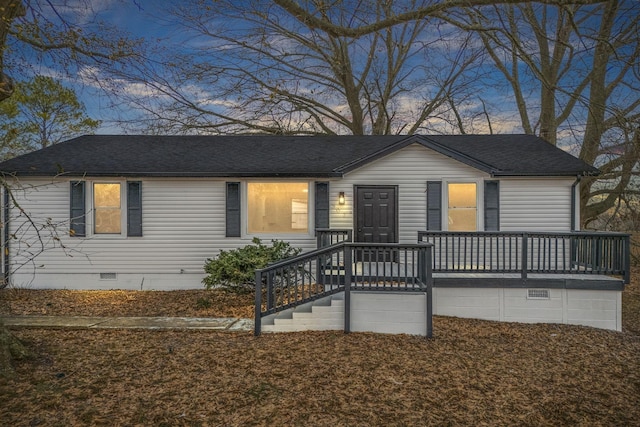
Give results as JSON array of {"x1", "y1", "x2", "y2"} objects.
[
  {"x1": 418, "y1": 230, "x2": 630, "y2": 284},
  {"x1": 315, "y1": 228, "x2": 353, "y2": 234},
  {"x1": 260, "y1": 241, "x2": 432, "y2": 273},
  {"x1": 257, "y1": 241, "x2": 346, "y2": 272},
  {"x1": 255, "y1": 240, "x2": 434, "y2": 336},
  {"x1": 419, "y1": 230, "x2": 631, "y2": 238}
]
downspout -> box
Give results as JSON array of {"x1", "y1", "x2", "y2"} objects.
[
  {"x1": 2, "y1": 185, "x2": 9, "y2": 286},
  {"x1": 571, "y1": 176, "x2": 581, "y2": 231}
]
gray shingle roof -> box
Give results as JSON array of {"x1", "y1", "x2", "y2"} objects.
[{"x1": 0, "y1": 134, "x2": 598, "y2": 178}]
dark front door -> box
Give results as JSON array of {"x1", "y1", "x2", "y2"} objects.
[{"x1": 355, "y1": 186, "x2": 397, "y2": 244}]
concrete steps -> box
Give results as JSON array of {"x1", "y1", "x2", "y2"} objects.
[{"x1": 261, "y1": 293, "x2": 345, "y2": 333}]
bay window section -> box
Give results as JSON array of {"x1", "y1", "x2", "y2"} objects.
[
  {"x1": 447, "y1": 183, "x2": 477, "y2": 231},
  {"x1": 248, "y1": 182, "x2": 309, "y2": 234},
  {"x1": 94, "y1": 183, "x2": 122, "y2": 234}
]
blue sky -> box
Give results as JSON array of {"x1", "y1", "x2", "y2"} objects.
[
  {"x1": 7, "y1": 0, "x2": 639, "y2": 153},
  {"x1": 7, "y1": 1, "x2": 517, "y2": 135}
]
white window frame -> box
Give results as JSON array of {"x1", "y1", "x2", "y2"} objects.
[
  {"x1": 243, "y1": 180, "x2": 314, "y2": 238},
  {"x1": 88, "y1": 181, "x2": 128, "y2": 238},
  {"x1": 443, "y1": 179, "x2": 483, "y2": 231}
]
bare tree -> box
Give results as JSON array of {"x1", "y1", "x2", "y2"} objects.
[
  {"x1": 0, "y1": 0, "x2": 139, "y2": 378},
  {"x1": 272, "y1": 0, "x2": 606, "y2": 38},
  {"x1": 1, "y1": 0, "x2": 140, "y2": 102},
  {"x1": 446, "y1": 1, "x2": 639, "y2": 228},
  {"x1": 107, "y1": 0, "x2": 482, "y2": 135}
]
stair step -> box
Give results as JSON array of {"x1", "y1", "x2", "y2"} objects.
[
  {"x1": 293, "y1": 300, "x2": 315, "y2": 313},
  {"x1": 313, "y1": 297, "x2": 332, "y2": 307},
  {"x1": 263, "y1": 321, "x2": 344, "y2": 333},
  {"x1": 273, "y1": 318, "x2": 294, "y2": 326},
  {"x1": 260, "y1": 292, "x2": 346, "y2": 331},
  {"x1": 275, "y1": 309, "x2": 293, "y2": 320},
  {"x1": 292, "y1": 311, "x2": 315, "y2": 319}
]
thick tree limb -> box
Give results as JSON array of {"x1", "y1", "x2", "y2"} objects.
[{"x1": 273, "y1": 0, "x2": 605, "y2": 38}]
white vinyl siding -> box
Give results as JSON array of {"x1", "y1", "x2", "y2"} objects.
[
  {"x1": 331, "y1": 144, "x2": 575, "y2": 238},
  {"x1": 499, "y1": 178, "x2": 573, "y2": 231},
  {"x1": 6, "y1": 178, "x2": 317, "y2": 282},
  {"x1": 331, "y1": 143, "x2": 489, "y2": 244}
]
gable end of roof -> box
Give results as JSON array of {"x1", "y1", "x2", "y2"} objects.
[
  {"x1": 334, "y1": 134, "x2": 499, "y2": 176},
  {"x1": 416, "y1": 136, "x2": 498, "y2": 175},
  {"x1": 334, "y1": 135, "x2": 422, "y2": 173}
]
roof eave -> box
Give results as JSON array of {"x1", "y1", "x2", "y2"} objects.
[
  {"x1": 490, "y1": 170, "x2": 600, "y2": 177},
  {"x1": 2, "y1": 171, "x2": 344, "y2": 178}
]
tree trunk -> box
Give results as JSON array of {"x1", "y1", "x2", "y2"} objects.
[{"x1": 0, "y1": 1, "x2": 26, "y2": 102}]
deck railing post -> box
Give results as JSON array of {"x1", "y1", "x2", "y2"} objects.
[
  {"x1": 570, "y1": 234, "x2": 577, "y2": 270},
  {"x1": 254, "y1": 269, "x2": 263, "y2": 336},
  {"x1": 594, "y1": 234, "x2": 603, "y2": 273},
  {"x1": 344, "y1": 244, "x2": 352, "y2": 334},
  {"x1": 419, "y1": 243, "x2": 433, "y2": 339},
  {"x1": 624, "y1": 234, "x2": 631, "y2": 284},
  {"x1": 521, "y1": 233, "x2": 528, "y2": 281}
]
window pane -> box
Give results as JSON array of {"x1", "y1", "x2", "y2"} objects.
[
  {"x1": 448, "y1": 209, "x2": 477, "y2": 231},
  {"x1": 95, "y1": 209, "x2": 122, "y2": 234},
  {"x1": 94, "y1": 183, "x2": 121, "y2": 234},
  {"x1": 448, "y1": 183, "x2": 476, "y2": 231},
  {"x1": 248, "y1": 182, "x2": 309, "y2": 233},
  {"x1": 448, "y1": 183, "x2": 476, "y2": 208},
  {"x1": 94, "y1": 183, "x2": 121, "y2": 207}
]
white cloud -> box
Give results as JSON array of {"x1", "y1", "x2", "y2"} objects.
[{"x1": 45, "y1": 0, "x2": 121, "y2": 26}]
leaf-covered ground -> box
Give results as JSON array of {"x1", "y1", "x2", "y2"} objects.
[
  {"x1": 0, "y1": 288, "x2": 255, "y2": 319},
  {"x1": 0, "y1": 269, "x2": 638, "y2": 426}
]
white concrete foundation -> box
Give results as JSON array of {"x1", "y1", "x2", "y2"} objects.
[
  {"x1": 10, "y1": 272, "x2": 205, "y2": 291},
  {"x1": 433, "y1": 287, "x2": 622, "y2": 331},
  {"x1": 350, "y1": 292, "x2": 428, "y2": 335},
  {"x1": 263, "y1": 287, "x2": 623, "y2": 334}
]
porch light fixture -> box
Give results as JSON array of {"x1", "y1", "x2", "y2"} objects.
[{"x1": 338, "y1": 192, "x2": 346, "y2": 205}]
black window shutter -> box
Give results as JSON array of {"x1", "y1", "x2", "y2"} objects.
[
  {"x1": 69, "y1": 181, "x2": 86, "y2": 237},
  {"x1": 127, "y1": 181, "x2": 143, "y2": 237},
  {"x1": 484, "y1": 180, "x2": 500, "y2": 231},
  {"x1": 315, "y1": 181, "x2": 330, "y2": 232},
  {"x1": 426, "y1": 181, "x2": 442, "y2": 231},
  {"x1": 226, "y1": 182, "x2": 241, "y2": 237}
]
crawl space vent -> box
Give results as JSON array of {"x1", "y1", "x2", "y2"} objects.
[
  {"x1": 100, "y1": 272, "x2": 117, "y2": 280},
  {"x1": 527, "y1": 289, "x2": 550, "y2": 300}
]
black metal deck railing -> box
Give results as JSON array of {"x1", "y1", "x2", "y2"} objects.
[
  {"x1": 316, "y1": 228, "x2": 353, "y2": 247},
  {"x1": 254, "y1": 241, "x2": 433, "y2": 337},
  {"x1": 417, "y1": 231, "x2": 631, "y2": 284}
]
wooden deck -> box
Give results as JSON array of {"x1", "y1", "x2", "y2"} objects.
[{"x1": 324, "y1": 262, "x2": 625, "y2": 290}]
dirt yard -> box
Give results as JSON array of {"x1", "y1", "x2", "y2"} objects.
[{"x1": 1, "y1": 269, "x2": 639, "y2": 426}]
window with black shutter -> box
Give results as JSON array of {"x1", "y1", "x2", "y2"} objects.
[
  {"x1": 226, "y1": 182, "x2": 241, "y2": 237},
  {"x1": 70, "y1": 181, "x2": 86, "y2": 237},
  {"x1": 315, "y1": 181, "x2": 329, "y2": 232},
  {"x1": 426, "y1": 181, "x2": 442, "y2": 231},
  {"x1": 127, "y1": 181, "x2": 142, "y2": 236},
  {"x1": 484, "y1": 180, "x2": 500, "y2": 231}
]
